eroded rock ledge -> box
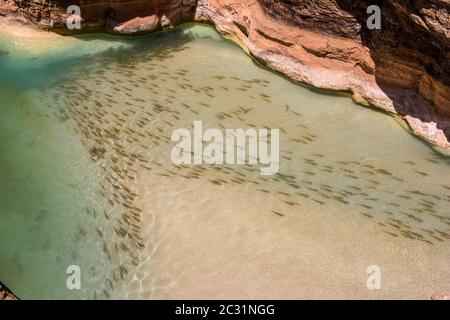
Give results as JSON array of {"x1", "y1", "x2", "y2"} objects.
[{"x1": 1, "y1": 0, "x2": 449, "y2": 151}]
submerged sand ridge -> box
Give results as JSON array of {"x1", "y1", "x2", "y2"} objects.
[{"x1": 0, "y1": 23, "x2": 449, "y2": 299}]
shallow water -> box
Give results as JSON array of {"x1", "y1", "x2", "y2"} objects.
[{"x1": 0, "y1": 24, "x2": 449, "y2": 299}]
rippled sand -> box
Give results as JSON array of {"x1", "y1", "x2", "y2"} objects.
[{"x1": 1, "y1": 23, "x2": 449, "y2": 299}]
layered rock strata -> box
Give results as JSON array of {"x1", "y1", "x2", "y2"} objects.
[{"x1": 0, "y1": 281, "x2": 18, "y2": 300}]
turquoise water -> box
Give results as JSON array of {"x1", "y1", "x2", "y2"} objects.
[{"x1": 0, "y1": 24, "x2": 449, "y2": 299}]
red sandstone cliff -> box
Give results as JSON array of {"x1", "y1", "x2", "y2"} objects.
[{"x1": 0, "y1": 281, "x2": 17, "y2": 300}]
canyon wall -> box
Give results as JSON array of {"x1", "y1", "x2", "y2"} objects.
[{"x1": 0, "y1": 0, "x2": 449, "y2": 150}]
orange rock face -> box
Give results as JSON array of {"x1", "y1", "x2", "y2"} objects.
[
  {"x1": 1, "y1": 0, "x2": 449, "y2": 150},
  {"x1": 431, "y1": 291, "x2": 450, "y2": 300}
]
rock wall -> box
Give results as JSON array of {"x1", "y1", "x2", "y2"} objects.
[
  {"x1": 0, "y1": 281, "x2": 18, "y2": 300},
  {"x1": 0, "y1": 0, "x2": 449, "y2": 150}
]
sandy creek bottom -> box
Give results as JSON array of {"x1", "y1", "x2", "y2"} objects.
[{"x1": 0, "y1": 24, "x2": 449, "y2": 299}]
